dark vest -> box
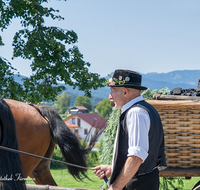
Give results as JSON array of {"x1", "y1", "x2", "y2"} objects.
[{"x1": 110, "y1": 100, "x2": 166, "y2": 185}]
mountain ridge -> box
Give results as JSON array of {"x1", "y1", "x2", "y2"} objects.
[{"x1": 13, "y1": 70, "x2": 200, "y2": 101}]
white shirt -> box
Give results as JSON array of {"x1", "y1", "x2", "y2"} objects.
[
  {"x1": 113, "y1": 96, "x2": 150, "y2": 163},
  {"x1": 122, "y1": 96, "x2": 150, "y2": 162}
]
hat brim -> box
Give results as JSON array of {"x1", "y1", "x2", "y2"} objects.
[{"x1": 108, "y1": 84, "x2": 148, "y2": 90}]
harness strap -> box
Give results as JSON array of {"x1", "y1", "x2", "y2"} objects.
[
  {"x1": 26, "y1": 102, "x2": 55, "y2": 141},
  {"x1": 26, "y1": 102, "x2": 49, "y2": 124}
]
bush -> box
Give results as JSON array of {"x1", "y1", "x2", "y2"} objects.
[
  {"x1": 86, "y1": 150, "x2": 100, "y2": 167},
  {"x1": 50, "y1": 146, "x2": 67, "y2": 169},
  {"x1": 50, "y1": 146, "x2": 100, "y2": 169}
]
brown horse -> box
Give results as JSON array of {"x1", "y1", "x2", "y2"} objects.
[{"x1": 0, "y1": 98, "x2": 100, "y2": 190}]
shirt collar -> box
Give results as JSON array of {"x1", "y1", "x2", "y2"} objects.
[{"x1": 121, "y1": 96, "x2": 144, "y2": 113}]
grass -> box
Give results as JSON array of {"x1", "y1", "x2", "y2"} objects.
[
  {"x1": 160, "y1": 177, "x2": 200, "y2": 190},
  {"x1": 26, "y1": 169, "x2": 103, "y2": 190},
  {"x1": 26, "y1": 170, "x2": 200, "y2": 190}
]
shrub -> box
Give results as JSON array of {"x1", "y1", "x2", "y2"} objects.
[
  {"x1": 50, "y1": 146, "x2": 100, "y2": 169},
  {"x1": 50, "y1": 146, "x2": 67, "y2": 169},
  {"x1": 86, "y1": 150, "x2": 100, "y2": 167}
]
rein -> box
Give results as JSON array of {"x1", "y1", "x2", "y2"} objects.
[
  {"x1": 0, "y1": 145, "x2": 91, "y2": 171},
  {"x1": 0, "y1": 102, "x2": 110, "y2": 187},
  {"x1": 0, "y1": 145, "x2": 110, "y2": 187}
]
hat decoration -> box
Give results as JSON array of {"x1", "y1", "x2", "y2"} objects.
[
  {"x1": 103, "y1": 69, "x2": 147, "y2": 90},
  {"x1": 104, "y1": 74, "x2": 126, "y2": 86}
]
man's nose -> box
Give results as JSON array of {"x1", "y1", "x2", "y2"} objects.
[{"x1": 109, "y1": 94, "x2": 113, "y2": 100}]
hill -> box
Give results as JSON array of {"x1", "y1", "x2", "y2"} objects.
[
  {"x1": 13, "y1": 70, "x2": 200, "y2": 104},
  {"x1": 142, "y1": 70, "x2": 200, "y2": 90}
]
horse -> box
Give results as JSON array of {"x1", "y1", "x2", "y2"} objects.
[{"x1": 0, "y1": 97, "x2": 102, "y2": 189}]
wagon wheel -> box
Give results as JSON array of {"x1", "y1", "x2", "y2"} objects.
[{"x1": 192, "y1": 181, "x2": 200, "y2": 190}]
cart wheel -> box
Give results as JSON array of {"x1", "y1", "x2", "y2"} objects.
[{"x1": 192, "y1": 181, "x2": 200, "y2": 190}]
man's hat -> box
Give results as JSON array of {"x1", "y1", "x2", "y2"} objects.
[{"x1": 107, "y1": 69, "x2": 147, "y2": 90}]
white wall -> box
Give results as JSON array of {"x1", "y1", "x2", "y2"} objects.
[{"x1": 66, "y1": 116, "x2": 105, "y2": 140}]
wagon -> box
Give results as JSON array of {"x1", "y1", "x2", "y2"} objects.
[{"x1": 146, "y1": 95, "x2": 200, "y2": 189}]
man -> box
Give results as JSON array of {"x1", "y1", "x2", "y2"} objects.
[{"x1": 93, "y1": 69, "x2": 166, "y2": 190}]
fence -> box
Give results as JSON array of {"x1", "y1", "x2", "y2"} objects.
[{"x1": 26, "y1": 184, "x2": 91, "y2": 190}]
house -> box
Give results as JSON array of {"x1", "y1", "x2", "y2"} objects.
[
  {"x1": 67, "y1": 106, "x2": 88, "y2": 115},
  {"x1": 92, "y1": 101, "x2": 102, "y2": 112},
  {"x1": 64, "y1": 113, "x2": 107, "y2": 140}
]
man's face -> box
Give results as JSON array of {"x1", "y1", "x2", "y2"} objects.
[{"x1": 109, "y1": 87, "x2": 124, "y2": 109}]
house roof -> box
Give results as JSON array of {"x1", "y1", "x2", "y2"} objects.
[
  {"x1": 64, "y1": 113, "x2": 107, "y2": 129},
  {"x1": 92, "y1": 101, "x2": 102, "y2": 108},
  {"x1": 69, "y1": 106, "x2": 88, "y2": 110},
  {"x1": 64, "y1": 121, "x2": 79, "y2": 128}
]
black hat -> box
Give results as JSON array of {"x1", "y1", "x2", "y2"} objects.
[{"x1": 108, "y1": 69, "x2": 147, "y2": 90}]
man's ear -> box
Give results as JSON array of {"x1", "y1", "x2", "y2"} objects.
[{"x1": 124, "y1": 88, "x2": 128, "y2": 95}]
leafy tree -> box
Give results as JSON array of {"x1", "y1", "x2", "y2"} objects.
[
  {"x1": 60, "y1": 111, "x2": 69, "y2": 120},
  {"x1": 0, "y1": 58, "x2": 24, "y2": 100},
  {"x1": 0, "y1": 0, "x2": 105, "y2": 103},
  {"x1": 99, "y1": 107, "x2": 121, "y2": 165},
  {"x1": 53, "y1": 92, "x2": 70, "y2": 114},
  {"x1": 96, "y1": 98, "x2": 112, "y2": 119},
  {"x1": 98, "y1": 107, "x2": 120, "y2": 190},
  {"x1": 74, "y1": 95, "x2": 92, "y2": 112}
]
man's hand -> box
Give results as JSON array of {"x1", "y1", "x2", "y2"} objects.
[
  {"x1": 111, "y1": 156, "x2": 142, "y2": 190},
  {"x1": 92, "y1": 165, "x2": 112, "y2": 179}
]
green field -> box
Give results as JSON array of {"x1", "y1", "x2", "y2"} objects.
[
  {"x1": 26, "y1": 169, "x2": 103, "y2": 190},
  {"x1": 26, "y1": 169, "x2": 200, "y2": 190}
]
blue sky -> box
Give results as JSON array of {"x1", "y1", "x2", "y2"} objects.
[{"x1": 1, "y1": 0, "x2": 200, "y2": 77}]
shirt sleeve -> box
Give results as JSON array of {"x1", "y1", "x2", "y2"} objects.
[{"x1": 126, "y1": 107, "x2": 150, "y2": 162}]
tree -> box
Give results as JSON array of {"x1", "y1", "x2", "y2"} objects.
[
  {"x1": 53, "y1": 92, "x2": 70, "y2": 114},
  {"x1": 0, "y1": 58, "x2": 24, "y2": 100},
  {"x1": 96, "y1": 98, "x2": 112, "y2": 119},
  {"x1": 98, "y1": 107, "x2": 121, "y2": 190},
  {"x1": 0, "y1": 0, "x2": 105, "y2": 103},
  {"x1": 99, "y1": 107, "x2": 121, "y2": 165},
  {"x1": 74, "y1": 95, "x2": 92, "y2": 112}
]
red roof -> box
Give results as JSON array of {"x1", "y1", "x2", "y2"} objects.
[
  {"x1": 92, "y1": 101, "x2": 102, "y2": 108},
  {"x1": 70, "y1": 106, "x2": 88, "y2": 110},
  {"x1": 64, "y1": 121, "x2": 79, "y2": 128},
  {"x1": 64, "y1": 113, "x2": 107, "y2": 129}
]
